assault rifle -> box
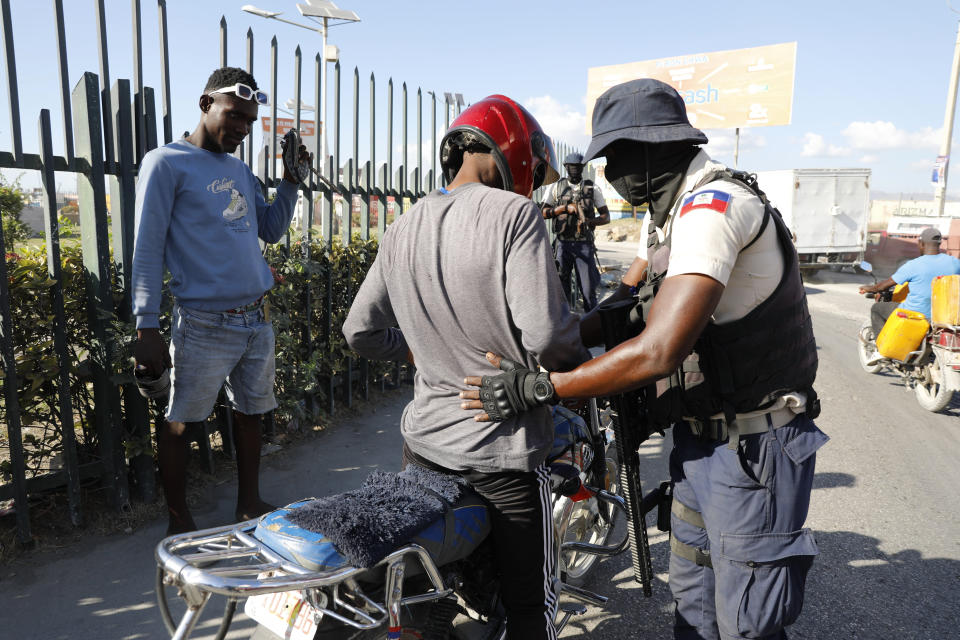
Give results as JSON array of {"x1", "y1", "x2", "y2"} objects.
[{"x1": 596, "y1": 298, "x2": 672, "y2": 596}]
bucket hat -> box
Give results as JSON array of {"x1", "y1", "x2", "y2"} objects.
[{"x1": 583, "y1": 78, "x2": 708, "y2": 162}]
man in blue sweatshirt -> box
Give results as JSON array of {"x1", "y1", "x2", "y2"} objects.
[{"x1": 132, "y1": 67, "x2": 306, "y2": 535}]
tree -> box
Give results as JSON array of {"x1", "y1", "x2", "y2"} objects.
[{"x1": 0, "y1": 175, "x2": 30, "y2": 251}]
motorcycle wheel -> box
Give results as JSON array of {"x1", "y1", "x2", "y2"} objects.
[
  {"x1": 858, "y1": 323, "x2": 883, "y2": 374},
  {"x1": 557, "y1": 444, "x2": 621, "y2": 586},
  {"x1": 914, "y1": 351, "x2": 954, "y2": 412}
]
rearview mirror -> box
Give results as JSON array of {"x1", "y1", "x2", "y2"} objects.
[{"x1": 858, "y1": 261, "x2": 873, "y2": 273}]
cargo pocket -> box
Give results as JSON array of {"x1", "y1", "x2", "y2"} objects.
[
  {"x1": 775, "y1": 418, "x2": 829, "y2": 466},
  {"x1": 715, "y1": 528, "x2": 819, "y2": 638}
]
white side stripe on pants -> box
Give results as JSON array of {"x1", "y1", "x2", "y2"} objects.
[{"x1": 536, "y1": 463, "x2": 559, "y2": 640}]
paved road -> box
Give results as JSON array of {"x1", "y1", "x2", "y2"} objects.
[
  {"x1": 558, "y1": 261, "x2": 960, "y2": 639},
  {"x1": 2, "y1": 246, "x2": 959, "y2": 639}
]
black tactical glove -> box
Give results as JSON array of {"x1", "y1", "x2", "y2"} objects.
[{"x1": 478, "y1": 358, "x2": 557, "y2": 421}]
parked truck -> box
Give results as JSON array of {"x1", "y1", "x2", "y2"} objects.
[{"x1": 755, "y1": 168, "x2": 871, "y2": 272}]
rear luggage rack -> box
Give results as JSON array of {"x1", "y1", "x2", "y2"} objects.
[{"x1": 156, "y1": 520, "x2": 453, "y2": 640}]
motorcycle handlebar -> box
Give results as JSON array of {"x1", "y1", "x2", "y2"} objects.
[{"x1": 864, "y1": 289, "x2": 894, "y2": 302}]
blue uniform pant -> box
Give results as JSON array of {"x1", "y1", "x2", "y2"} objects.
[
  {"x1": 669, "y1": 415, "x2": 828, "y2": 640},
  {"x1": 557, "y1": 240, "x2": 600, "y2": 311}
]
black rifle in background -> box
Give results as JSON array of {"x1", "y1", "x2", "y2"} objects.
[{"x1": 597, "y1": 299, "x2": 672, "y2": 597}]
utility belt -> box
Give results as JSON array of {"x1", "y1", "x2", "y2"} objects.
[{"x1": 682, "y1": 405, "x2": 798, "y2": 450}]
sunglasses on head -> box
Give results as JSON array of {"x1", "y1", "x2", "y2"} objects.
[{"x1": 207, "y1": 83, "x2": 269, "y2": 106}]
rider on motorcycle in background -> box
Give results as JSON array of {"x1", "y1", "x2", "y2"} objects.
[
  {"x1": 342, "y1": 95, "x2": 588, "y2": 640},
  {"x1": 859, "y1": 227, "x2": 960, "y2": 334}
]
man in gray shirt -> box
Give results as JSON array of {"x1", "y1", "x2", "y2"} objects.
[{"x1": 343, "y1": 94, "x2": 589, "y2": 640}]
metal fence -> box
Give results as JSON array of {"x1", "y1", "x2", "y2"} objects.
[{"x1": 0, "y1": 0, "x2": 581, "y2": 547}]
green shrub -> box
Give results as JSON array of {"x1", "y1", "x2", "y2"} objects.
[
  {"x1": 0, "y1": 176, "x2": 30, "y2": 250},
  {"x1": 0, "y1": 244, "x2": 129, "y2": 483},
  {"x1": 265, "y1": 234, "x2": 391, "y2": 423}
]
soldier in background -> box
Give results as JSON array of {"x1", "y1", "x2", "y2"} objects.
[{"x1": 540, "y1": 152, "x2": 610, "y2": 311}]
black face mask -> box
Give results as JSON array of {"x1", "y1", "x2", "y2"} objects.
[
  {"x1": 604, "y1": 158, "x2": 647, "y2": 205},
  {"x1": 566, "y1": 164, "x2": 583, "y2": 183},
  {"x1": 604, "y1": 143, "x2": 699, "y2": 227}
]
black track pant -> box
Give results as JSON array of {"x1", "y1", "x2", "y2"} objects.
[
  {"x1": 403, "y1": 444, "x2": 558, "y2": 640},
  {"x1": 871, "y1": 300, "x2": 899, "y2": 335}
]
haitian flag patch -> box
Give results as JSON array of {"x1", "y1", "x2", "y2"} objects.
[{"x1": 679, "y1": 190, "x2": 731, "y2": 216}]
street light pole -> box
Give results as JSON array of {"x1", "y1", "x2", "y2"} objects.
[
  {"x1": 935, "y1": 19, "x2": 960, "y2": 217},
  {"x1": 319, "y1": 16, "x2": 328, "y2": 177}
]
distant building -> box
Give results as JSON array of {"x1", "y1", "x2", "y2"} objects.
[{"x1": 869, "y1": 199, "x2": 960, "y2": 232}]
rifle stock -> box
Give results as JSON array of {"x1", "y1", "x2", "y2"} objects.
[{"x1": 597, "y1": 299, "x2": 655, "y2": 595}]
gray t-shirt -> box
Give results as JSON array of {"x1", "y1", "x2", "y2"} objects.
[{"x1": 343, "y1": 182, "x2": 590, "y2": 472}]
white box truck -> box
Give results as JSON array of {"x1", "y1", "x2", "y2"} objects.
[{"x1": 754, "y1": 168, "x2": 871, "y2": 272}]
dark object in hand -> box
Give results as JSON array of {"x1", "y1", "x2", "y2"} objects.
[{"x1": 281, "y1": 128, "x2": 311, "y2": 184}]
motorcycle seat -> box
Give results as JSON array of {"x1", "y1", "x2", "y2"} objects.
[{"x1": 253, "y1": 490, "x2": 491, "y2": 573}]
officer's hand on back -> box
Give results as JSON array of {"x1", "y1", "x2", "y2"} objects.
[{"x1": 459, "y1": 352, "x2": 557, "y2": 422}]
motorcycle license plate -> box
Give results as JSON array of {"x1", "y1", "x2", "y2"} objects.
[{"x1": 244, "y1": 590, "x2": 319, "y2": 640}]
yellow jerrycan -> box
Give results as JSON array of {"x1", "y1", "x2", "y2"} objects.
[
  {"x1": 876, "y1": 302, "x2": 929, "y2": 362},
  {"x1": 931, "y1": 274, "x2": 960, "y2": 327}
]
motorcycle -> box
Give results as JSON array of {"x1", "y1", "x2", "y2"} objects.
[
  {"x1": 155, "y1": 399, "x2": 632, "y2": 640},
  {"x1": 857, "y1": 261, "x2": 960, "y2": 412}
]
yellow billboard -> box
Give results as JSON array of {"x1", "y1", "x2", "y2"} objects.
[{"x1": 586, "y1": 42, "x2": 797, "y2": 132}]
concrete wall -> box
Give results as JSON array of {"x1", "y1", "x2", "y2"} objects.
[{"x1": 19, "y1": 205, "x2": 45, "y2": 236}]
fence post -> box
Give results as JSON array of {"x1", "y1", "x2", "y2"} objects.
[
  {"x1": 53, "y1": 0, "x2": 75, "y2": 167},
  {"x1": 72, "y1": 71, "x2": 129, "y2": 511},
  {"x1": 388, "y1": 77, "x2": 393, "y2": 205},
  {"x1": 401, "y1": 82, "x2": 407, "y2": 215},
  {"x1": 289, "y1": 44, "x2": 303, "y2": 249},
  {"x1": 417, "y1": 87, "x2": 422, "y2": 195},
  {"x1": 111, "y1": 78, "x2": 154, "y2": 502},
  {"x1": 157, "y1": 0, "x2": 172, "y2": 145},
  {"x1": 110, "y1": 80, "x2": 135, "y2": 293},
  {"x1": 143, "y1": 86, "x2": 158, "y2": 153},
  {"x1": 95, "y1": 0, "x2": 113, "y2": 172},
  {"x1": 39, "y1": 108, "x2": 82, "y2": 526},
  {"x1": 369, "y1": 71, "x2": 376, "y2": 239},
  {"x1": 269, "y1": 36, "x2": 278, "y2": 184},
  {"x1": 131, "y1": 0, "x2": 145, "y2": 163},
  {"x1": 325, "y1": 154, "x2": 335, "y2": 415},
  {"x1": 246, "y1": 28, "x2": 255, "y2": 169},
  {"x1": 0, "y1": 0, "x2": 22, "y2": 165},
  {"x1": 315, "y1": 53, "x2": 329, "y2": 242}
]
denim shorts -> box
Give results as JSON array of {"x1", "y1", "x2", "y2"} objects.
[{"x1": 166, "y1": 303, "x2": 277, "y2": 423}]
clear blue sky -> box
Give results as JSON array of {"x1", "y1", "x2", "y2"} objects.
[{"x1": 3, "y1": 0, "x2": 960, "y2": 199}]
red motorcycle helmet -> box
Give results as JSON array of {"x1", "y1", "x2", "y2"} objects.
[{"x1": 440, "y1": 95, "x2": 560, "y2": 198}]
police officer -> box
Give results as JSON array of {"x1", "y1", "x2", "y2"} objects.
[
  {"x1": 541, "y1": 152, "x2": 610, "y2": 311},
  {"x1": 461, "y1": 79, "x2": 828, "y2": 640}
]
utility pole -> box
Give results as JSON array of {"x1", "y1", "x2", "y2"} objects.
[{"x1": 935, "y1": 19, "x2": 960, "y2": 216}]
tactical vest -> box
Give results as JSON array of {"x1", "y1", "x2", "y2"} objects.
[
  {"x1": 635, "y1": 170, "x2": 819, "y2": 429},
  {"x1": 552, "y1": 179, "x2": 596, "y2": 242}
]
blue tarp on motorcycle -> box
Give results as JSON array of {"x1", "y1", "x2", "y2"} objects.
[{"x1": 254, "y1": 464, "x2": 490, "y2": 570}]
